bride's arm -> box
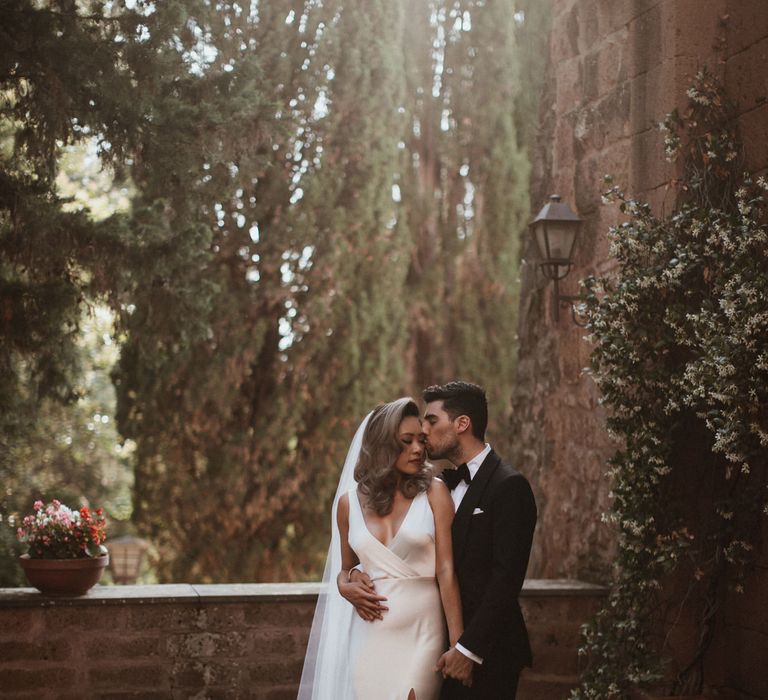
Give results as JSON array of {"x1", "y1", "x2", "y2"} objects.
[
  {"x1": 336, "y1": 493, "x2": 388, "y2": 621},
  {"x1": 429, "y1": 478, "x2": 463, "y2": 646}
]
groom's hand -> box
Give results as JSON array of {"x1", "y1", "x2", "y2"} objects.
[
  {"x1": 338, "y1": 569, "x2": 388, "y2": 621},
  {"x1": 435, "y1": 647, "x2": 473, "y2": 687}
]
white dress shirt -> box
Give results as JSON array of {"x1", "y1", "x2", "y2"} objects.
[
  {"x1": 452, "y1": 443, "x2": 492, "y2": 665},
  {"x1": 450, "y1": 443, "x2": 491, "y2": 511}
]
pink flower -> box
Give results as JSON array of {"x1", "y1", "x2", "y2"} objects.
[{"x1": 33, "y1": 500, "x2": 44, "y2": 511}]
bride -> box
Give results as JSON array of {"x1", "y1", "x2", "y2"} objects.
[{"x1": 298, "y1": 397, "x2": 464, "y2": 699}]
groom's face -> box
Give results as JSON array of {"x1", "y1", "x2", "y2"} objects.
[{"x1": 422, "y1": 400, "x2": 460, "y2": 461}]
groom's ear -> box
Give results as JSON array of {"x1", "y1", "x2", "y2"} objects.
[{"x1": 454, "y1": 414, "x2": 471, "y2": 435}]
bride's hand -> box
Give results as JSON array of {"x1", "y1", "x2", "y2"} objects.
[{"x1": 338, "y1": 570, "x2": 389, "y2": 621}]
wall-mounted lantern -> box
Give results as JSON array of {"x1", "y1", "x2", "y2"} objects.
[{"x1": 530, "y1": 194, "x2": 583, "y2": 323}]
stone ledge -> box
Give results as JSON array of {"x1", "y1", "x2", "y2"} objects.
[{"x1": 0, "y1": 578, "x2": 606, "y2": 608}]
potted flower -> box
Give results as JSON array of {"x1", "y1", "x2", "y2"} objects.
[{"x1": 16, "y1": 499, "x2": 109, "y2": 596}]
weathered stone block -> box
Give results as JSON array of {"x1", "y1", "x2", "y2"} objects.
[
  {"x1": 166, "y1": 631, "x2": 247, "y2": 659},
  {"x1": 628, "y1": 2, "x2": 664, "y2": 78},
  {"x1": 171, "y1": 658, "x2": 240, "y2": 688},
  {"x1": 243, "y1": 657, "x2": 304, "y2": 686},
  {"x1": 581, "y1": 0, "x2": 602, "y2": 49},
  {"x1": 630, "y1": 61, "x2": 674, "y2": 135},
  {"x1": 555, "y1": 57, "x2": 584, "y2": 116},
  {"x1": 0, "y1": 638, "x2": 72, "y2": 662},
  {"x1": 85, "y1": 635, "x2": 161, "y2": 660},
  {"x1": 551, "y1": 3, "x2": 581, "y2": 63},
  {"x1": 121, "y1": 604, "x2": 198, "y2": 632},
  {"x1": 244, "y1": 602, "x2": 314, "y2": 629},
  {"x1": 736, "y1": 104, "x2": 768, "y2": 173},
  {"x1": 248, "y1": 628, "x2": 299, "y2": 657},
  {"x1": 726, "y1": 37, "x2": 768, "y2": 114},
  {"x1": 265, "y1": 687, "x2": 301, "y2": 700},
  {"x1": 43, "y1": 605, "x2": 126, "y2": 633},
  {"x1": 598, "y1": 0, "x2": 664, "y2": 35},
  {"x1": 723, "y1": 563, "x2": 768, "y2": 633},
  {"x1": 0, "y1": 667, "x2": 77, "y2": 692},
  {"x1": 88, "y1": 664, "x2": 166, "y2": 690},
  {"x1": 723, "y1": 624, "x2": 768, "y2": 698},
  {"x1": 578, "y1": 88, "x2": 632, "y2": 155},
  {"x1": 518, "y1": 670, "x2": 580, "y2": 700},
  {"x1": 725, "y1": 0, "x2": 768, "y2": 57},
  {"x1": 552, "y1": 114, "x2": 577, "y2": 182},
  {"x1": 595, "y1": 33, "x2": 631, "y2": 99},
  {"x1": 671, "y1": 0, "x2": 727, "y2": 59},
  {"x1": 196, "y1": 604, "x2": 246, "y2": 631},
  {"x1": 0, "y1": 609, "x2": 44, "y2": 639},
  {"x1": 97, "y1": 693, "x2": 171, "y2": 700},
  {"x1": 630, "y1": 126, "x2": 673, "y2": 194}
]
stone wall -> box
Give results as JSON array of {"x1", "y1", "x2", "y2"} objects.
[
  {"x1": 0, "y1": 580, "x2": 605, "y2": 699},
  {"x1": 513, "y1": 0, "x2": 768, "y2": 580},
  {"x1": 645, "y1": 515, "x2": 768, "y2": 699},
  {"x1": 511, "y1": 0, "x2": 768, "y2": 695}
]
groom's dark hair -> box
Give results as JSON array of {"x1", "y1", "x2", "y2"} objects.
[{"x1": 422, "y1": 381, "x2": 488, "y2": 441}]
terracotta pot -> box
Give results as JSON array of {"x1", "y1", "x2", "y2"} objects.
[{"x1": 19, "y1": 553, "x2": 109, "y2": 596}]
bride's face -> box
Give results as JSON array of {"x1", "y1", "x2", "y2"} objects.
[{"x1": 393, "y1": 415, "x2": 427, "y2": 477}]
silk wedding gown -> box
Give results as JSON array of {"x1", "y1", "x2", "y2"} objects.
[{"x1": 347, "y1": 487, "x2": 446, "y2": 700}]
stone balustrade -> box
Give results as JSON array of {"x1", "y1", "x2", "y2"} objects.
[{"x1": 0, "y1": 579, "x2": 606, "y2": 699}]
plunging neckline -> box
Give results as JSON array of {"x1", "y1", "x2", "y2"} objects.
[{"x1": 355, "y1": 489, "x2": 420, "y2": 550}]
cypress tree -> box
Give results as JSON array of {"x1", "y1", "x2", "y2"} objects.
[
  {"x1": 117, "y1": 1, "x2": 412, "y2": 582},
  {"x1": 400, "y1": 1, "x2": 529, "y2": 451}
]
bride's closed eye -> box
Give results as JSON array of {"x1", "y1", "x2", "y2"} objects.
[{"x1": 400, "y1": 434, "x2": 427, "y2": 445}]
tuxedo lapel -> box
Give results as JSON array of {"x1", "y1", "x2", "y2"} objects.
[{"x1": 452, "y1": 450, "x2": 501, "y2": 562}]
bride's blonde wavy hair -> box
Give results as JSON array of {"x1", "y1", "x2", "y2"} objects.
[{"x1": 354, "y1": 397, "x2": 432, "y2": 516}]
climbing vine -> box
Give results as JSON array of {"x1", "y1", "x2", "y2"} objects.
[{"x1": 573, "y1": 70, "x2": 768, "y2": 698}]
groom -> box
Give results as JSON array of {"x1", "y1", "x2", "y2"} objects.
[{"x1": 423, "y1": 381, "x2": 536, "y2": 698}]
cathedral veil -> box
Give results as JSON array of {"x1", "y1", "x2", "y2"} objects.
[{"x1": 297, "y1": 412, "x2": 372, "y2": 700}]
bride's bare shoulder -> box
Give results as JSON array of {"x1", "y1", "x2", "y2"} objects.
[{"x1": 427, "y1": 476, "x2": 450, "y2": 499}]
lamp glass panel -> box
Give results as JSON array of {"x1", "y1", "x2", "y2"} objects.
[
  {"x1": 533, "y1": 222, "x2": 549, "y2": 259},
  {"x1": 543, "y1": 221, "x2": 577, "y2": 261}
]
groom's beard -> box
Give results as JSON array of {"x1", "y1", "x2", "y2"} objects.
[{"x1": 426, "y1": 438, "x2": 460, "y2": 464}]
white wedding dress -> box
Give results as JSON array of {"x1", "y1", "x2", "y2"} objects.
[
  {"x1": 298, "y1": 413, "x2": 446, "y2": 700},
  {"x1": 347, "y1": 487, "x2": 445, "y2": 700}
]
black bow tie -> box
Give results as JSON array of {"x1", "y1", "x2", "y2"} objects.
[{"x1": 442, "y1": 463, "x2": 471, "y2": 490}]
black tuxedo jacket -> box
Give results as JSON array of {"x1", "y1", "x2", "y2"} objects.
[{"x1": 447, "y1": 449, "x2": 537, "y2": 696}]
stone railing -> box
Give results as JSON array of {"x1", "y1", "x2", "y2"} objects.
[{"x1": 0, "y1": 579, "x2": 606, "y2": 698}]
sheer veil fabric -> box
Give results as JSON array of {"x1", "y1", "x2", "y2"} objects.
[{"x1": 298, "y1": 412, "x2": 372, "y2": 700}]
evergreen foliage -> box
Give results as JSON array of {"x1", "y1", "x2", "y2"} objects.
[
  {"x1": 2, "y1": 0, "x2": 532, "y2": 583},
  {"x1": 400, "y1": 1, "x2": 530, "y2": 454},
  {"x1": 117, "y1": 0, "x2": 415, "y2": 582},
  {"x1": 573, "y1": 71, "x2": 768, "y2": 698},
  {"x1": 0, "y1": 0, "x2": 147, "y2": 584}
]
